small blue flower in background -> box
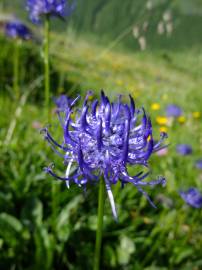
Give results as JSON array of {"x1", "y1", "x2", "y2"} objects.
[
  {"x1": 195, "y1": 160, "x2": 202, "y2": 170},
  {"x1": 53, "y1": 94, "x2": 72, "y2": 111},
  {"x1": 42, "y1": 91, "x2": 167, "y2": 219},
  {"x1": 176, "y1": 144, "x2": 192, "y2": 156},
  {"x1": 5, "y1": 21, "x2": 32, "y2": 40},
  {"x1": 180, "y1": 188, "x2": 202, "y2": 208},
  {"x1": 27, "y1": 0, "x2": 76, "y2": 23},
  {"x1": 166, "y1": 104, "x2": 182, "y2": 118}
]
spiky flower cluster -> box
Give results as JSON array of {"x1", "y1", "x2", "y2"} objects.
[
  {"x1": 27, "y1": 0, "x2": 75, "y2": 23},
  {"x1": 5, "y1": 21, "x2": 32, "y2": 40},
  {"x1": 42, "y1": 91, "x2": 167, "y2": 218}
]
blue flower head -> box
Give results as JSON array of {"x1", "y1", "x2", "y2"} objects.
[
  {"x1": 27, "y1": 0, "x2": 76, "y2": 23},
  {"x1": 5, "y1": 21, "x2": 32, "y2": 40},
  {"x1": 166, "y1": 104, "x2": 182, "y2": 118},
  {"x1": 176, "y1": 144, "x2": 192, "y2": 156},
  {"x1": 53, "y1": 94, "x2": 72, "y2": 112},
  {"x1": 42, "y1": 91, "x2": 167, "y2": 219},
  {"x1": 180, "y1": 188, "x2": 202, "y2": 208},
  {"x1": 195, "y1": 159, "x2": 202, "y2": 170}
]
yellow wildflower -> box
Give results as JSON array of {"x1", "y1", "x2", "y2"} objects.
[
  {"x1": 177, "y1": 116, "x2": 186, "y2": 124},
  {"x1": 193, "y1": 111, "x2": 201, "y2": 119},
  {"x1": 159, "y1": 126, "x2": 168, "y2": 133},
  {"x1": 156, "y1": 116, "x2": 168, "y2": 125},
  {"x1": 151, "y1": 103, "x2": 160, "y2": 111}
]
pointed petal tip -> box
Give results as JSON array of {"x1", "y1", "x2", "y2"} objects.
[
  {"x1": 65, "y1": 180, "x2": 70, "y2": 189},
  {"x1": 43, "y1": 167, "x2": 49, "y2": 173},
  {"x1": 44, "y1": 163, "x2": 54, "y2": 174},
  {"x1": 106, "y1": 188, "x2": 118, "y2": 221}
]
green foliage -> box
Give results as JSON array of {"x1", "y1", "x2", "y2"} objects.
[{"x1": 0, "y1": 36, "x2": 43, "y2": 93}]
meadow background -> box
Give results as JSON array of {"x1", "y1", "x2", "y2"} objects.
[{"x1": 0, "y1": 0, "x2": 202, "y2": 269}]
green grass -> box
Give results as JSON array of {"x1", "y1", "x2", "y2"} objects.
[{"x1": 0, "y1": 32, "x2": 202, "y2": 270}]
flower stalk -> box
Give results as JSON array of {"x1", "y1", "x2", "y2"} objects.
[
  {"x1": 44, "y1": 14, "x2": 50, "y2": 118},
  {"x1": 94, "y1": 177, "x2": 105, "y2": 270},
  {"x1": 13, "y1": 40, "x2": 20, "y2": 100}
]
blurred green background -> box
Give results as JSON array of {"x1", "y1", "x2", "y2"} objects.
[{"x1": 0, "y1": 0, "x2": 202, "y2": 269}]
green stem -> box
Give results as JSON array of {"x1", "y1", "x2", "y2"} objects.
[
  {"x1": 94, "y1": 178, "x2": 105, "y2": 270},
  {"x1": 44, "y1": 15, "x2": 50, "y2": 118},
  {"x1": 51, "y1": 182, "x2": 58, "y2": 232},
  {"x1": 13, "y1": 40, "x2": 20, "y2": 100}
]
